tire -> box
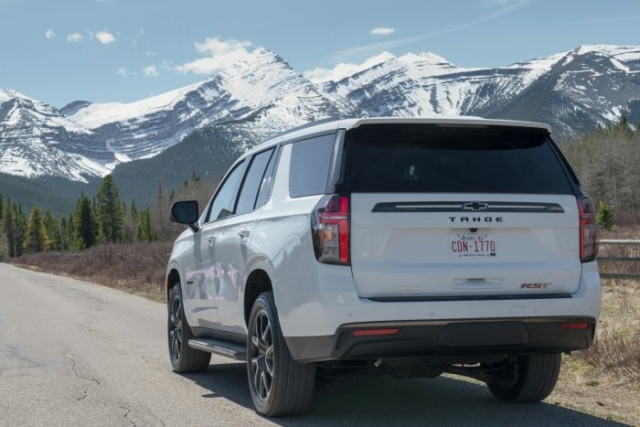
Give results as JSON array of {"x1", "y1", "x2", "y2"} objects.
[
  {"x1": 247, "y1": 292, "x2": 316, "y2": 416},
  {"x1": 488, "y1": 353, "x2": 561, "y2": 402},
  {"x1": 168, "y1": 284, "x2": 211, "y2": 373}
]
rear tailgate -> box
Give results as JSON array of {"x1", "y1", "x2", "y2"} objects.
[
  {"x1": 350, "y1": 193, "x2": 580, "y2": 299},
  {"x1": 346, "y1": 123, "x2": 581, "y2": 300}
]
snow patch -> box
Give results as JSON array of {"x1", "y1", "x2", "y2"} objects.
[
  {"x1": 68, "y1": 82, "x2": 204, "y2": 128},
  {"x1": 303, "y1": 52, "x2": 395, "y2": 83},
  {"x1": 610, "y1": 58, "x2": 632, "y2": 73}
]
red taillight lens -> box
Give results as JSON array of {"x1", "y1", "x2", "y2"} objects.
[
  {"x1": 312, "y1": 195, "x2": 350, "y2": 265},
  {"x1": 577, "y1": 196, "x2": 598, "y2": 262}
]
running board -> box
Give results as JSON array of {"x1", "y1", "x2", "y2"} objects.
[{"x1": 188, "y1": 338, "x2": 247, "y2": 361}]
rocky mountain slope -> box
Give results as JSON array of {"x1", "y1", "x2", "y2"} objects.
[{"x1": 1, "y1": 44, "x2": 640, "y2": 185}]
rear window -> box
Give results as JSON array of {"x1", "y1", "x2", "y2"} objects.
[{"x1": 348, "y1": 124, "x2": 573, "y2": 194}]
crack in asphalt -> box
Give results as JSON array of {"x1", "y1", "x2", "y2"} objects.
[
  {"x1": 64, "y1": 354, "x2": 166, "y2": 426},
  {"x1": 120, "y1": 407, "x2": 136, "y2": 427},
  {"x1": 66, "y1": 354, "x2": 100, "y2": 402},
  {"x1": 99, "y1": 402, "x2": 167, "y2": 427}
]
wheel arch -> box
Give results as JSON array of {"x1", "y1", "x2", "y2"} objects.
[
  {"x1": 166, "y1": 266, "x2": 181, "y2": 302},
  {"x1": 244, "y1": 268, "x2": 274, "y2": 326}
]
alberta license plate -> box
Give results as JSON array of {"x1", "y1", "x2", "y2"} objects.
[{"x1": 449, "y1": 234, "x2": 497, "y2": 258}]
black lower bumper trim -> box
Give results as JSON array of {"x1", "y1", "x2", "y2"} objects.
[{"x1": 285, "y1": 317, "x2": 596, "y2": 363}]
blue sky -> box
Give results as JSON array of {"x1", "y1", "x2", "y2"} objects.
[{"x1": 2, "y1": 0, "x2": 639, "y2": 107}]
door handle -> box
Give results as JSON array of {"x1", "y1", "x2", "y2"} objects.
[
  {"x1": 207, "y1": 235, "x2": 216, "y2": 247},
  {"x1": 238, "y1": 230, "x2": 250, "y2": 238}
]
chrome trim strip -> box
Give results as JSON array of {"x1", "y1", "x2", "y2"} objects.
[{"x1": 372, "y1": 201, "x2": 565, "y2": 213}]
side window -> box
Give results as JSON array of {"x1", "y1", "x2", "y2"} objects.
[
  {"x1": 235, "y1": 148, "x2": 275, "y2": 215},
  {"x1": 255, "y1": 147, "x2": 279, "y2": 209},
  {"x1": 206, "y1": 160, "x2": 246, "y2": 222},
  {"x1": 289, "y1": 134, "x2": 335, "y2": 198}
]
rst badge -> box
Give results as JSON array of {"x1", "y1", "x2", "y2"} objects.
[{"x1": 520, "y1": 283, "x2": 552, "y2": 289}]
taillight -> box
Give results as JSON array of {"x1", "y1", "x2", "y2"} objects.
[
  {"x1": 577, "y1": 196, "x2": 598, "y2": 262},
  {"x1": 311, "y1": 195, "x2": 350, "y2": 265}
]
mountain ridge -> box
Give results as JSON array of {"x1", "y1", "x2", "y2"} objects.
[{"x1": 2, "y1": 44, "x2": 640, "y2": 185}]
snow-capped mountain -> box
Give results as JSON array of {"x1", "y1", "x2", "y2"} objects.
[
  {"x1": 66, "y1": 48, "x2": 356, "y2": 160},
  {"x1": 0, "y1": 90, "x2": 113, "y2": 182},
  {"x1": 322, "y1": 45, "x2": 640, "y2": 135},
  {"x1": 2, "y1": 44, "x2": 640, "y2": 184}
]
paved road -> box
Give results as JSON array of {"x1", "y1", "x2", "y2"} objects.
[{"x1": 0, "y1": 264, "x2": 627, "y2": 427}]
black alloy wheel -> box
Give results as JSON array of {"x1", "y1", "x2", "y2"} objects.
[
  {"x1": 167, "y1": 284, "x2": 211, "y2": 373},
  {"x1": 247, "y1": 292, "x2": 315, "y2": 416}
]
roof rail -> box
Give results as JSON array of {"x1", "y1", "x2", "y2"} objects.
[{"x1": 266, "y1": 117, "x2": 340, "y2": 140}]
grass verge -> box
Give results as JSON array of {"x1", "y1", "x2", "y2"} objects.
[
  {"x1": 10, "y1": 242, "x2": 172, "y2": 302},
  {"x1": 552, "y1": 279, "x2": 640, "y2": 425}
]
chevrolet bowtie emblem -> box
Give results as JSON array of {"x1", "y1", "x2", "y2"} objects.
[{"x1": 463, "y1": 202, "x2": 489, "y2": 211}]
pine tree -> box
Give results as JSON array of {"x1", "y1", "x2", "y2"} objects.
[
  {"x1": 73, "y1": 195, "x2": 97, "y2": 250},
  {"x1": 43, "y1": 210, "x2": 61, "y2": 251},
  {"x1": 137, "y1": 209, "x2": 157, "y2": 242},
  {"x1": 24, "y1": 206, "x2": 46, "y2": 253},
  {"x1": 59, "y1": 217, "x2": 69, "y2": 251},
  {"x1": 0, "y1": 227, "x2": 7, "y2": 260},
  {"x1": 12, "y1": 204, "x2": 27, "y2": 257},
  {"x1": 154, "y1": 184, "x2": 168, "y2": 241},
  {"x1": 96, "y1": 175, "x2": 124, "y2": 244},
  {"x1": 3, "y1": 199, "x2": 15, "y2": 257},
  {"x1": 64, "y1": 214, "x2": 76, "y2": 250},
  {"x1": 124, "y1": 200, "x2": 139, "y2": 243},
  {"x1": 596, "y1": 201, "x2": 615, "y2": 230},
  {"x1": 0, "y1": 195, "x2": 7, "y2": 260}
]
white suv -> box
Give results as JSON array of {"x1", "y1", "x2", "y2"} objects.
[{"x1": 166, "y1": 117, "x2": 601, "y2": 416}]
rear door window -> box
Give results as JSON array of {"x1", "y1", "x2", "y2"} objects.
[
  {"x1": 235, "y1": 148, "x2": 275, "y2": 215},
  {"x1": 348, "y1": 124, "x2": 573, "y2": 194}
]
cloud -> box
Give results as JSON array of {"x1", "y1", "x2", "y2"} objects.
[
  {"x1": 304, "y1": 52, "x2": 395, "y2": 83},
  {"x1": 144, "y1": 51, "x2": 157, "y2": 57},
  {"x1": 96, "y1": 31, "x2": 116, "y2": 44},
  {"x1": 45, "y1": 29, "x2": 56, "y2": 39},
  {"x1": 370, "y1": 27, "x2": 395, "y2": 36},
  {"x1": 116, "y1": 67, "x2": 128, "y2": 77},
  {"x1": 63, "y1": 29, "x2": 118, "y2": 44},
  {"x1": 332, "y1": 0, "x2": 530, "y2": 61},
  {"x1": 143, "y1": 65, "x2": 158, "y2": 77},
  {"x1": 66, "y1": 33, "x2": 84, "y2": 42},
  {"x1": 175, "y1": 37, "x2": 254, "y2": 74}
]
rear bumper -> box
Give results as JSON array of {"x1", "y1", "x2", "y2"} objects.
[
  {"x1": 276, "y1": 260, "x2": 602, "y2": 335},
  {"x1": 285, "y1": 317, "x2": 596, "y2": 363}
]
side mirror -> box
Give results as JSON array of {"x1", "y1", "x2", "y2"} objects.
[{"x1": 170, "y1": 201, "x2": 200, "y2": 232}]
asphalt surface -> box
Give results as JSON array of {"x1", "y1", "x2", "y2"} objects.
[{"x1": 0, "y1": 263, "x2": 628, "y2": 427}]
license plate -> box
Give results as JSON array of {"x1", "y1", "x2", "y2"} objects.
[{"x1": 449, "y1": 234, "x2": 497, "y2": 258}]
